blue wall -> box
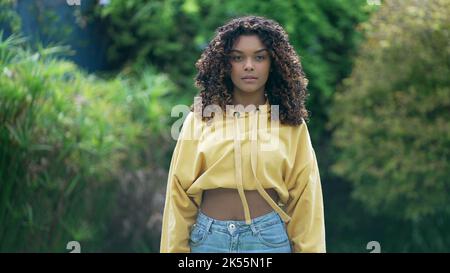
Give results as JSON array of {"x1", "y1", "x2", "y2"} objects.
[{"x1": 14, "y1": 0, "x2": 110, "y2": 72}]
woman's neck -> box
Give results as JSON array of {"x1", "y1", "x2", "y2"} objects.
[{"x1": 232, "y1": 90, "x2": 266, "y2": 107}]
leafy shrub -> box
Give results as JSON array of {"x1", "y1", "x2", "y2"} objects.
[
  {"x1": 86, "y1": 0, "x2": 374, "y2": 131},
  {"x1": 329, "y1": 0, "x2": 450, "y2": 222},
  {"x1": 0, "y1": 32, "x2": 174, "y2": 252}
]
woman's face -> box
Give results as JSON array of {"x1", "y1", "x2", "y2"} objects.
[{"x1": 229, "y1": 35, "x2": 271, "y2": 95}]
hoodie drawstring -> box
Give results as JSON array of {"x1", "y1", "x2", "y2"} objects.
[
  {"x1": 233, "y1": 111, "x2": 252, "y2": 224},
  {"x1": 233, "y1": 106, "x2": 291, "y2": 225}
]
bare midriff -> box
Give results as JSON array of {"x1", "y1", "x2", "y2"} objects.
[{"x1": 200, "y1": 188, "x2": 279, "y2": 221}]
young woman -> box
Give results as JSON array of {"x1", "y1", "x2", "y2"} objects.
[{"x1": 160, "y1": 15, "x2": 325, "y2": 253}]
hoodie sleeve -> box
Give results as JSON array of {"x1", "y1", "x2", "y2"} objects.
[
  {"x1": 284, "y1": 120, "x2": 326, "y2": 253},
  {"x1": 160, "y1": 112, "x2": 203, "y2": 253}
]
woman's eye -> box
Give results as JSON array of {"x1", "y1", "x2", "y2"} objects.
[
  {"x1": 231, "y1": 55, "x2": 266, "y2": 62},
  {"x1": 231, "y1": 56, "x2": 242, "y2": 61}
]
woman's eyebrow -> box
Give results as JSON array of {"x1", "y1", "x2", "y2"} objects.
[{"x1": 229, "y1": 48, "x2": 268, "y2": 54}]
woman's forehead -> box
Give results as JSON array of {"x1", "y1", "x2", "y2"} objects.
[{"x1": 231, "y1": 35, "x2": 266, "y2": 52}]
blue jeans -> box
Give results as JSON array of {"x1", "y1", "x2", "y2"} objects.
[{"x1": 189, "y1": 210, "x2": 292, "y2": 253}]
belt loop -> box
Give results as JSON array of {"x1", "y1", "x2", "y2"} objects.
[
  {"x1": 250, "y1": 222, "x2": 259, "y2": 236},
  {"x1": 205, "y1": 217, "x2": 213, "y2": 234}
]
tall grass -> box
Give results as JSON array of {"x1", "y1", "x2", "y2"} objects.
[{"x1": 0, "y1": 32, "x2": 174, "y2": 252}]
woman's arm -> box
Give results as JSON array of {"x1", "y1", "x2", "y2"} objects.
[
  {"x1": 160, "y1": 112, "x2": 203, "y2": 253},
  {"x1": 284, "y1": 121, "x2": 326, "y2": 253}
]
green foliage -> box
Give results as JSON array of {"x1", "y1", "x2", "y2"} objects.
[
  {"x1": 0, "y1": 0, "x2": 21, "y2": 34},
  {"x1": 81, "y1": 0, "x2": 378, "y2": 252},
  {"x1": 120, "y1": 65, "x2": 175, "y2": 135},
  {"x1": 86, "y1": 0, "x2": 373, "y2": 129},
  {"x1": 88, "y1": 0, "x2": 199, "y2": 93},
  {"x1": 0, "y1": 32, "x2": 173, "y2": 252},
  {"x1": 329, "y1": 0, "x2": 450, "y2": 223},
  {"x1": 8, "y1": 0, "x2": 447, "y2": 252}
]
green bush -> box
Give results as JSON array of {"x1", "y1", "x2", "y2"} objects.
[
  {"x1": 82, "y1": 0, "x2": 379, "y2": 252},
  {"x1": 0, "y1": 0, "x2": 21, "y2": 34},
  {"x1": 86, "y1": 0, "x2": 374, "y2": 132},
  {"x1": 328, "y1": 0, "x2": 450, "y2": 250},
  {"x1": 0, "y1": 32, "x2": 174, "y2": 252}
]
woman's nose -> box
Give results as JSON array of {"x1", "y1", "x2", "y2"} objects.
[{"x1": 244, "y1": 59, "x2": 255, "y2": 71}]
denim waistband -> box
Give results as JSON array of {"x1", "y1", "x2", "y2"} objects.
[{"x1": 194, "y1": 210, "x2": 283, "y2": 235}]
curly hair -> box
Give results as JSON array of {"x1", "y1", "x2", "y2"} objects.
[{"x1": 192, "y1": 15, "x2": 310, "y2": 126}]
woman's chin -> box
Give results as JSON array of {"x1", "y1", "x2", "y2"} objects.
[{"x1": 237, "y1": 88, "x2": 260, "y2": 94}]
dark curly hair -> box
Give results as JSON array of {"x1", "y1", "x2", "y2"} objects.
[{"x1": 192, "y1": 15, "x2": 309, "y2": 126}]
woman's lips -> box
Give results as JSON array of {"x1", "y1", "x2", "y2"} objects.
[{"x1": 241, "y1": 77, "x2": 258, "y2": 83}]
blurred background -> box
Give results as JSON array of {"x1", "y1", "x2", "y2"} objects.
[{"x1": 0, "y1": 0, "x2": 449, "y2": 253}]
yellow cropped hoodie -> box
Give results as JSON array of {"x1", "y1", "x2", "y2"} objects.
[{"x1": 160, "y1": 100, "x2": 326, "y2": 253}]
